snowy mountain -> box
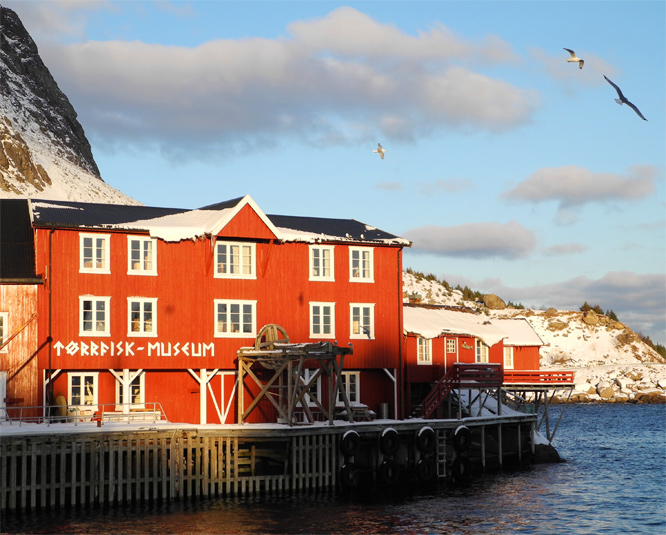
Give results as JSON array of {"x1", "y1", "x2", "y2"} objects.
[
  {"x1": 0, "y1": 6, "x2": 138, "y2": 205},
  {"x1": 403, "y1": 270, "x2": 666, "y2": 402}
]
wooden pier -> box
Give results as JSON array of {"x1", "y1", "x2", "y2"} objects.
[{"x1": 1, "y1": 414, "x2": 536, "y2": 512}]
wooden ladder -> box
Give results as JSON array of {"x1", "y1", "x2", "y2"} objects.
[{"x1": 436, "y1": 429, "x2": 448, "y2": 478}]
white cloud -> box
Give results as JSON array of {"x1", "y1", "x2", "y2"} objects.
[
  {"x1": 3, "y1": 0, "x2": 114, "y2": 43},
  {"x1": 447, "y1": 271, "x2": 666, "y2": 345},
  {"x1": 28, "y1": 7, "x2": 538, "y2": 161},
  {"x1": 403, "y1": 221, "x2": 536, "y2": 259},
  {"x1": 288, "y1": 7, "x2": 518, "y2": 65},
  {"x1": 542, "y1": 243, "x2": 587, "y2": 256},
  {"x1": 502, "y1": 165, "x2": 657, "y2": 208}
]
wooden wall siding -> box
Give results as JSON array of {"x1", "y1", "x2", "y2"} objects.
[
  {"x1": 34, "y1": 228, "x2": 402, "y2": 371},
  {"x1": 0, "y1": 285, "x2": 40, "y2": 412},
  {"x1": 218, "y1": 204, "x2": 278, "y2": 240},
  {"x1": 31, "y1": 224, "x2": 403, "y2": 422},
  {"x1": 511, "y1": 347, "x2": 540, "y2": 370}
]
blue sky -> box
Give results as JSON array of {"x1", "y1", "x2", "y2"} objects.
[{"x1": 6, "y1": 1, "x2": 665, "y2": 344}]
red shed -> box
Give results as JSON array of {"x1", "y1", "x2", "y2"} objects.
[{"x1": 402, "y1": 304, "x2": 543, "y2": 416}]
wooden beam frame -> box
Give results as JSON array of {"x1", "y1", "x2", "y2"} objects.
[{"x1": 237, "y1": 341, "x2": 353, "y2": 426}]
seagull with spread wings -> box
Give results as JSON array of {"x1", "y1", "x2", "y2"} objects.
[
  {"x1": 604, "y1": 75, "x2": 647, "y2": 121},
  {"x1": 373, "y1": 143, "x2": 386, "y2": 160},
  {"x1": 563, "y1": 48, "x2": 584, "y2": 69}
]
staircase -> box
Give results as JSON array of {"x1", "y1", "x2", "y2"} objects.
[{"x1": 419, "y1": 363, "x2": 503, "y2": 419}]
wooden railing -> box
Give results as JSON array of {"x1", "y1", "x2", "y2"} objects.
[
  {"x1": 503, "y1": 370, "x2": 575, "y2": 384},
  {"x1": 1, "y1": 402, "x2": 168, "y2": 426},
  {"x1": 421, "y1": 363, "x2": 503, "y2": 419},
  {"x1": 420, "y1": 365, "x2": 575, "y2": 419}
]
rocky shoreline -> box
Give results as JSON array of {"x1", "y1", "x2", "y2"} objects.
[{"x1": 550, "y1": 381, "x2": 666, "y2": 404}]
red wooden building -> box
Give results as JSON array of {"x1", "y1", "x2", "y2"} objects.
[
  {"x1": 402, "y1": 304, "x2": 543, "y2": 416},
  {"x1": 0, "y1": 196, "x2": 410, "y2": 424},
  {"x1": 0, "y1": 200, "x2": 43, "y2": 417}
]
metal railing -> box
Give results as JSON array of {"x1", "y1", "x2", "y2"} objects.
[{"x1": 1, "y1": 401, "x2": 168, "y2": 427}]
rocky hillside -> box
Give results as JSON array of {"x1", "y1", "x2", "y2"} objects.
[
  {"x1": 0, "y1": 6, "x2": 137, "y2": 204},
  {"x1": 403, "y1": 270, "x2": 666, "y2": 403}
]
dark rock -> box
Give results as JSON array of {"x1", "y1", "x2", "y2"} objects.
[
  {"x1": 533, "y1": 443, "x2": 565, "y2": 464},
  {"x1": 0, "y1": 6, "x2": 101, "y2": 178}
]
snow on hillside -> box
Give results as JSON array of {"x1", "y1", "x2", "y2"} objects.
[{"x1": 402, "y1": 271, "x2": 666, "y2": 401}]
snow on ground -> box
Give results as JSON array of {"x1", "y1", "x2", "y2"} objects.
[{"x1": 402, "y1": 271, "x2": 666, "y2": 399}]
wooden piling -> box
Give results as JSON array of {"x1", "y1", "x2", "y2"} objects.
[{"x1": 1, "y1": 414, "x2": 535, "y2": 512}]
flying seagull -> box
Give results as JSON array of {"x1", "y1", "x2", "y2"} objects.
[
  {"x1": 604, "y1": 75, "x2": 647, "y2": 121},
  {"x1": 563, "y1": 48, "x2": 584, "y2": 69},
  {"x1": 373, "y1": 143, "x2": 386, "y2": 160}
]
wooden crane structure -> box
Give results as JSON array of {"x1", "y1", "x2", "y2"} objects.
[{"x1": 236, "y1": 324, "x2": 354, "y2": 426}]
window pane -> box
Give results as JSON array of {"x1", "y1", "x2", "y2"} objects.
[
  {"x1": 82, "y1": 301, "x2": 93, "y2": 331},
  {"x1": 143, "y1": 241, "x2": 153, "y2": 270}
]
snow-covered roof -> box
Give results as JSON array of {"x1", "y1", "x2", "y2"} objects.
[
  {"x1": 492, "y1": 317, "x2": 544, "y2": 347},
  {"x1": 28, "y1": 196, "x2": 409, "y2": 245},
  {"x1": 403, "y1": 306, "x2": 542, "y2": 348}
]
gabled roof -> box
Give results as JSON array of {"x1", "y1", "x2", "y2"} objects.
[
  {"x1": 270, "y1": 215, "x2": 410, "y2": 245},
  {"x1": 29, "y1": 199, "x2": 187, "y2": 227},
  {"x1": 492, "y1": 318, "x2": 544, "y2": 347},
  {"x1": 403, "y1": 305, "x2": 543, "y2": 348},
  {"x1": 109, "y1": 195, "x2": 281, "y2": 242},
  {"x1": 0, "y1": 199, "x2": 40, "y2": 282},
  {"x1": 27, "y1": 196, "x2": 409, "y2": 246}
]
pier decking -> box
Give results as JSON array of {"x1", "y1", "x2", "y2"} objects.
[{"x1": 1, "y1": 411, "x2": 536, "y2": 512}]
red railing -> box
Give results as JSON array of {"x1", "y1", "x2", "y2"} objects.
[
  {"x1": 421, "y1": 363, "x2": 503, "y2": 419},
  {"x1": 503, "y1": 370, "x2": 574, "y2": 384}
]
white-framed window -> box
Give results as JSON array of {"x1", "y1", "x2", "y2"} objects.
[
  {"x1": 476, "y1": 339, "x2": 489, "y2": 363},
  {"x1": 128, "y1": 236, "x2": 157, "y2": 275},
  {"x1": 446, "y1": 339, "x2": 456, "y2": 353},
  {"x1": 503, "y1": 346, "x2": 515, "y2": 369},
  {"x1": 68, "y1": 372, "x2": 98, "y2": 410},
  {"x1": 300, "y1": 369, "x2": 322, "y2": 407},
  {"x1": 337, "y1": 371, "x2": 360, "y2": 405},
  {"x1": 215, "y1": 300, "x2": 257, "y2": 337},
  {"x1": 349, "y1": 247, "x2": 374, "y2": 282},
  {"x1": 0, "y1": 312, "x2": 8, "y2": 353},
  {"x1": 127, "y1": 298, "x2": 157, "y2": 337},
  {"x1": 79, "y1": 296, "x2": 111, "y2": 336},
  {"x1": 215, "y1": 242, "x2": 256, "y2": 279},
  {"x1": 309, "y1": 245, "x2": 334, "y2": 281},
  {"x1": 417, "y1": 337, "x2": 432, "y2": 364},
  {"x1": 349, "y1": 303, "x2": 375, "y2": 340},
  {"x1": 79, "y1": 233, "x2": 110, "y2": 273},
  {"x1": 116, "y1": 370, "x2": 145, "y2": 409},
  {"x1": 309, "y1": 302, "x2": 335, "y2": 338}
]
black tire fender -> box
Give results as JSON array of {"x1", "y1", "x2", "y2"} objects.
[
  {"x1": 377, "y1": 459, "x2": 400, "y2": 486},
  {"x1": 379, "y1": 427, "x2": 400, "y2": 456},
  {"x1": 451, "y1": 456, "x2": 472, "y2": 483},
  {"x1": 340, "y1": 430, "x2": 360, "y2": 457},
  {"x1": 415, "y1": 458, "x2": 436, "y2": 482},
  {"x1": 453, "y1": 425, "x2": 471, "y2": 453},
  {"x1": 415, "y1": 426, "x2": 436, "y2": 453},
  {"x1": 339, "y1": 463, "x2": 359, "y2": 489}
]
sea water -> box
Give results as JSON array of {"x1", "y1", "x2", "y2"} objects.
[{"x1": 3, "y1": 404, "x2": 665, "y2": 534}]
